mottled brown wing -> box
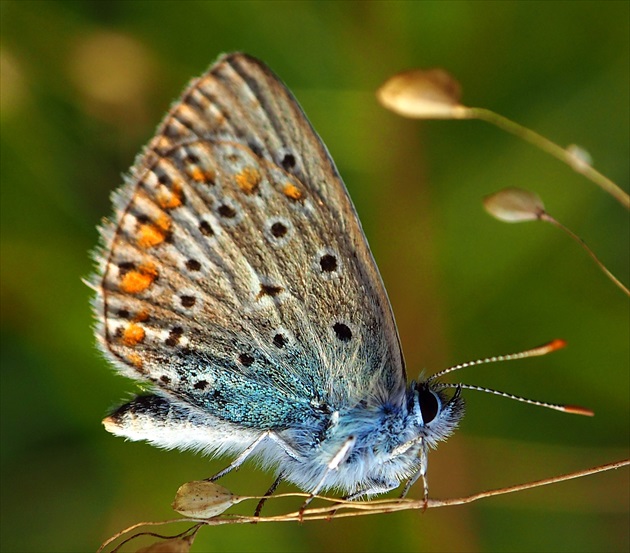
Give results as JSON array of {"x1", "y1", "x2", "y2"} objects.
[{"x1": 94, "y1": 53, "x2": 406, "y2": 422}]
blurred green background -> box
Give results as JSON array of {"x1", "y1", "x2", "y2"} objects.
[{"x1": 1, "y1": 1, "x2": 628, "y2": 552}]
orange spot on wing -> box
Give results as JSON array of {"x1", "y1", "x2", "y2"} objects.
[
  {"x1": 120, "y1": 263, "x2": 158, "y2": 294},
  {"x1": 283, "y1": 182, "x2": 302, "y2": 200},
  {"x1": 122, "y1": 323, "x2": 145, "y2": 346},
  {"x1": 235, "y1": 167, "x2": 261, "y2": 194},
  {"x1": 157, "y1": 180, "x2": 183, "y2": 209},
  {"x1": 137, "y1": 223, "x2": 166, "y2": 248},
  {"x1": 188, "y1": 166, "x2": 216, "y2": 184},
  {"x1": 127, "y1": 352, "x2": 144, "y2": 369},
  {"x1": 189, "y1": 167, "x2": 204, "y2": 181},
  {"x1": 137, "y1": 214, "x2": 171, "y2": 248},
  {"x1": 133, "y1": 309, "x2": 150, "y2": 323},
  {"x1": 156, "y1": 213, "x2": 172, "y2": 232}
]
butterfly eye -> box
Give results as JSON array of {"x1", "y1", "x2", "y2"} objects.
[{"x1": 418, "y1": 387, "x2": 440, "y2": 424}]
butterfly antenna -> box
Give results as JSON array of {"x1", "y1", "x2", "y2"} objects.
[
  {"x1": 428, "y1": 339, "x2": 593, "y2": 416},
  {"x1": 436, "y1": 382, "x2": 593, "y2": 416},
  {"x1": 427, "y1": 339, "x2": 567, "y2": 381}
]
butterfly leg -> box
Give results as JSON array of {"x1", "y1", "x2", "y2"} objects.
[
  {"x1": 399, "y1": 443, "x2": 429, "y2": 510},
  {"x1": 268, "y1": 431, "x2": 301, "y2": 460},
  {"x1": 250, "y1": 433, "x2": 301, "y2": 517},
  {"x1": 207, "y1": 431, "x2": 270, "y2": 482},
  {"x1": 207, "y1": 430, "x2": 301, "y2": 482},
  {"x1": 254, "y1": 473, "x2": 285, "y2": 518}
]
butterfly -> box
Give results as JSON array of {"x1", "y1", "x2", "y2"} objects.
[{"x1": 92, "y1": 52, "x2": 588, "y2": 507}]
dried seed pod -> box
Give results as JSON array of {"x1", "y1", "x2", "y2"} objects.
[
  {"x1": 172, "y1": 480, "x2": 243, "y2": 519},
  {"x1": 483, "y1": 187, "x2": 545, "y2": 223},
  {"x1": 377, "y1": 68, "x2": 467, "y2": 119}
]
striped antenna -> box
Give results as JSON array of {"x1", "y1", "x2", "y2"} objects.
[
  {"x1": 427, "y1": 339, "x2": 567, "y2": 382},
  {"x1": 429, "y1": 339, "x2": 593, "y2": 417},
  {"x1": 436, "y1": 383, "x2": 594, "y2": 416}
]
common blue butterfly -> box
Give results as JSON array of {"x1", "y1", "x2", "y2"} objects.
[{"x1": 93, "y1": 53, "x2": 590, "y2": 507}]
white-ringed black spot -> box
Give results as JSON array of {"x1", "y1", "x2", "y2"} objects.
[
  {"x1": 314, "y1": 248, "x2": 342, "y2": 280},
  {"x1": 117, "y1": 309, "x2": 130, "y2": 319},
  {"x1": 186, "y1": 152, "x2": 200, "y2": 164},
  {"x1": 118, "y1": 262, "x2": 135, "y2": 276},
  {"x1": 194, "y1": 380, "x2": 208, "y2": 390},
  {"x1": 281, "y1": 153, "x2": 296, "y2": 170},
  {"x1": 333, "y1": 323, "x2": 352, "y2": 342},
  {"x1": 202, "y1": 174, "x2": 216, "y2": 186},
  {"x1": 160, "y1": 375, "x2": 171, "y2": 384},
  {"x1": 199, "y1": 220, "x2": 214, "y2": 236},
  {"x1": 273, "y1": 333, "x2": 287, "y2": 348},
  {"x1": 320, "y1": 254, "x2": 338, "y2": 272},
  {"x1": 270, "y1": 222, "x2": 287, "y2": 238},
  {"x1": 211, "y1": 389, "x2": 226, "y2": 406},
  {"x1": 157, "y1": 173, "x2": 171, "y2": 185},
  {"x1": 239, "y1": 353, "x2": 255, "y2": 367},
  {"x1": 218, "y1": 203, "x2": 237, "y2": 218},
  {"x1": 265, "y1": 217, "x2": 293, "y2": 246},
  {"x1": 165, "y1": 326, "x2": 184, "y2": 347},
  {"x1": 258, "y1": 283, "x2": 283, "y2": 297},
  {"x1": 180, "y1": 295, "x2": 196, "y2": 308},
  {"x1": 186, "y1": 259, "x2": 201, "y2": 271}
]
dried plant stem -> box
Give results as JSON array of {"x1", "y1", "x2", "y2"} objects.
[
  {"x1": 99, "y1": 458, "x2": 629, "y2": 551},
  {"x1": 539, "y1": 213, "x2": 630, "y2": 296},
  {"x1": 462, "y1": 107, "x2": 629, "y2": 209},
  {"x1": 430, "y1": 458, "x2": 629, "y2": 508},
  {"x1": 97, "y1": 520, "x2": 203, "y2": 553},
  {"x1": 212, "y1": 458, "x2": 630, "y2": 523}
]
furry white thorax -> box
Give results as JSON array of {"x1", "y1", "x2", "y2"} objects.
[{"x1": 272, "y1": 382, "x2": 465, "y2": 496}]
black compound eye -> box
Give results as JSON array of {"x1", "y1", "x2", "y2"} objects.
[{"x1": 418, "y1": 387, "x2": 440, "y2": 424}]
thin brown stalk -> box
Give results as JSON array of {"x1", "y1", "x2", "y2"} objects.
[{"x1": 99, "y1": 458, "x2": 629, "y2": 551}]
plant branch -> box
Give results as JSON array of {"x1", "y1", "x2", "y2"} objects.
[
  {"x1": 466, "y1": 107, "x2": 630, "y2": 209},
  {"x1": 99, "y1": 458, "x2": 629, "y2": 552}
]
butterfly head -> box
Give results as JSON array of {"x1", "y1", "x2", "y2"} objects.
[{"x1": 408, "y1": 380, "x2": 465, "y2": 448}]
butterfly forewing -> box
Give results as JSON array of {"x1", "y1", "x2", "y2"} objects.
[{"x1": 96, "y1": 53, "x2": 405, "y2": 428}]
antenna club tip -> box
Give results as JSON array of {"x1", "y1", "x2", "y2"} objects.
[
  {"x1": 563, "y1": 405, "x2": 595, "y2": 417},
  {"x1": 547, "y1": 339, "x2": 568, "y2": 352}
]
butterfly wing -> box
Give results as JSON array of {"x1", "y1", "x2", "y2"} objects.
[{"x1": 95, "y1": 53, "x2": 406, "y2": 429}]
